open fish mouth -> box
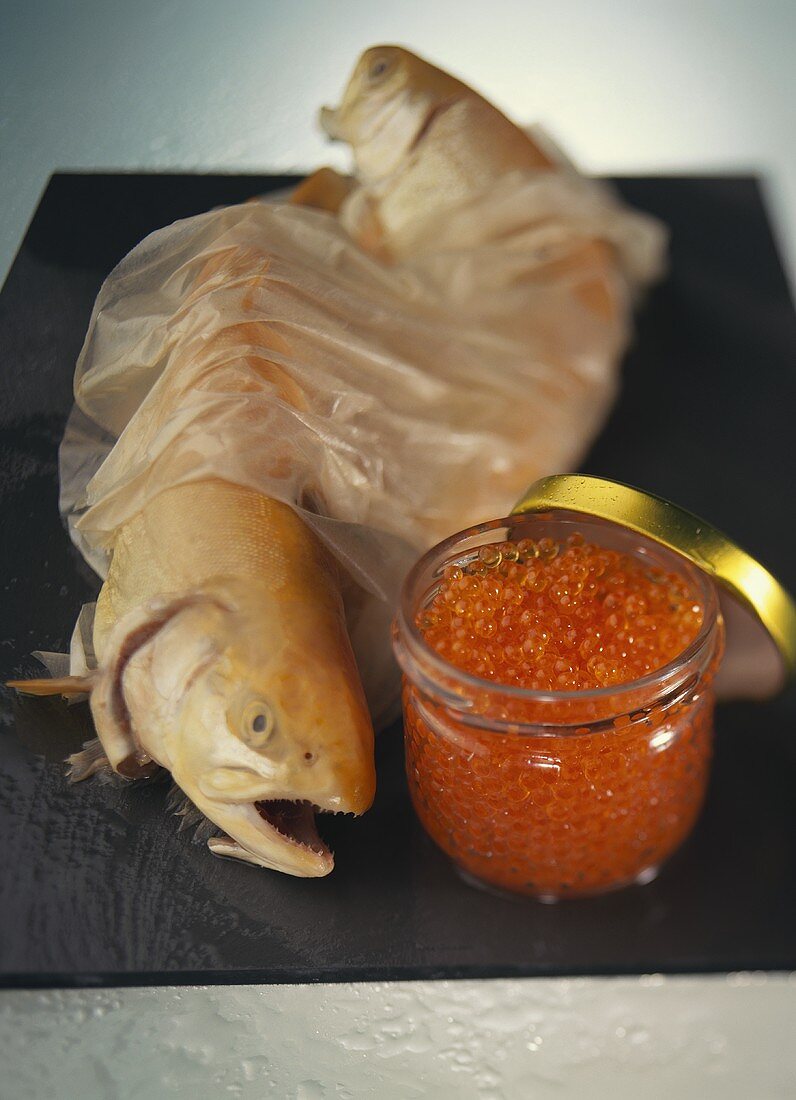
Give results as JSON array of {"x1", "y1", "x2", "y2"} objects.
[
  {"x1": 206, "y1": 796, "x2": 337, "y2": 875},
  {"x1": 254, "y1": 798, "x2": 331, "y2": 858}
]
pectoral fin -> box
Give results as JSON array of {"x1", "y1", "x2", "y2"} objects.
[{"x1": 7, "y1": 675, "x2": 95, "y2": 696}]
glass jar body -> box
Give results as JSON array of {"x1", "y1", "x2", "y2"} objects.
[
  {"x1": 394, "y1": 513, "x2": 723, "y2": 900},
  {"x1": 402, "y1": 679, "x2": 714, "y2": 898}
]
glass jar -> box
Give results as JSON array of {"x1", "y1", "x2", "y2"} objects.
[{"x1": 392, "y1": 511, "x2": 724, "y2": 900}]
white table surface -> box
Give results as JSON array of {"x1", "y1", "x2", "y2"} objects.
[
  {"x1": 1, "y1": 3, "x2": 795, "y2": 1097},
  {"x1": 2, "y1": 975, "x2": 794, "y2": 1099}
]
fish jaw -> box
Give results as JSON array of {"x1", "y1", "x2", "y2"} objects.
[
  {"x1": 186, "y1": 789, "x2": 335, "y2": 876},
  {"x1": 319, "y1": 105, "x2": 342, "y2": 140},
  {"x1": 321, "y1": 90, "x2": 425, "y2": 182},
  {"x1": 208, "y1": 833, "x2": 333, "y2": 876},
  {"x1": 319, "y1": 46, "x2": 428, "y2": 179},
  {"x1": 181, "y1": 762, "x2": 367, "y2": 876}
]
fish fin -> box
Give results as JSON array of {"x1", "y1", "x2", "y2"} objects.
[
  {"x1": 167, "y1": 782, "x2": 220, "y2": 842},
  {"x1": 7, "y1": 674, "x2": 94, "y2": 697},
  {"x1": 68, "y1": 739, "x2": 164, "y2": 785},
  {"x1": 67, "y1": 737, "x2": 116, "y2": 783},
  {"x1": 31, "y1": 650, "x2": 72, "y2": 678},
  {"x1": 31, "y1": 651, "x2": 89, "y2": 706}
]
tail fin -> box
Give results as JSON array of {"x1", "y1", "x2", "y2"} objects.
[{"x1": 7, "y1": 675, "x2": 94, "y2": 697}]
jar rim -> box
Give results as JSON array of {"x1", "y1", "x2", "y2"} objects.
[{"x1": 394, "y1": 512, "x2": 721, "y2": 710}]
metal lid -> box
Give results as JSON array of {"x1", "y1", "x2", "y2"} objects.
[{"x1": 511, "y1": 474, "x2": 796, "y2": 700}]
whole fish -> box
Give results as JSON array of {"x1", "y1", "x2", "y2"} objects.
[{"x1": 10, "y1": 45, "x2": 663, "y2": 877}]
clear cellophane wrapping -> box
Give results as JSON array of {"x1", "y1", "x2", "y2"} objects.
[{"x1": 59, "y1": 167, "x2": 666, "y2": 724}]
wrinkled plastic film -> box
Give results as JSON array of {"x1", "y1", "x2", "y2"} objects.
[{"x1": 60, "y1": 171, "x2": 666, "y2": 721}]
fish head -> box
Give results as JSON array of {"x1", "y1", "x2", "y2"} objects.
[
  {"x1": 119, "y1": 578, "x2": 376, "y2": 876},
  {"x1": 320, "y1": 45, "x2": 467, "y2": 180}
]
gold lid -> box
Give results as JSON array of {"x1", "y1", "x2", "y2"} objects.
[{"x1": 512, "y1": 474, "x2": 796, "y2": 698}]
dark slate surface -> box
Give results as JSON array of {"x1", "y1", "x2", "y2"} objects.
[{"x1": 0, "y1": 174, "x2": 795, "y2": 989}]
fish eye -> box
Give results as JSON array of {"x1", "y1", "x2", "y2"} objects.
[
  {"x1": 241, "y1": 701, "x2": 275, "y2": 747},
  {"x1": 368, "y1": 56, "x2": 392, "y2": 82}
]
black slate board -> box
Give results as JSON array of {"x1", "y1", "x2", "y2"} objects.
[{"x1": 1, "y1": 174, "x2": 795, "y2": 990}]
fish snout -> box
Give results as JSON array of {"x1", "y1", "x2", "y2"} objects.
[
  {"x1": 270, "y1": 738, "x2": 375, "y2": 816},
  {"x1": 320, "y1": 747, "x2": 376, "y2": 816},
  {"x1": 343, "y1": 774, "x2": 376, "y2": 816}
]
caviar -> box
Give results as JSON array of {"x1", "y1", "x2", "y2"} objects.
[
  {"x1": 420, "y1": 535, "x2": 704, "y2": 691},
  {"x1": 402, "y1": 532, "x2": 720, "y2": 899},
  {"x1": 404, "y1": 687, "x2": 713, "y2": 898}
]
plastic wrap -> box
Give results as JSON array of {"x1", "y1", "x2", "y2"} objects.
[{"x1": 60, "y1": 170, "x2": 665, "y2": 718}]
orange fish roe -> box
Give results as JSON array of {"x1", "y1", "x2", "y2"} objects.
[
  {"x1": 420, "y1": 535, "x2": 704, "y2": 691},
  {"x1": 404, "y1": 687, "x2": 713, "y2": 898},
  {"x1": 398, "y1": 529, "x2": 723, "y2": 899}
]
